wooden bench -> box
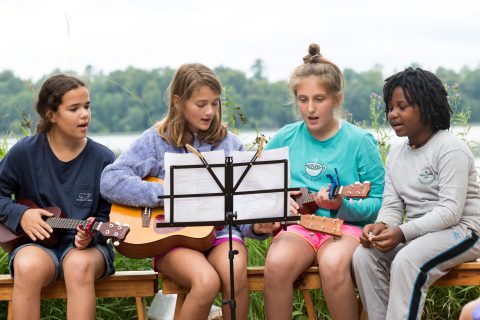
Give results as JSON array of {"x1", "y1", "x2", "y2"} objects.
[
  {"x1": 161, "y1": 261, "x2": 480, "y2": 320},
  {"x1": 0, "y1": 270, "x2": 158, "y2": 320}
]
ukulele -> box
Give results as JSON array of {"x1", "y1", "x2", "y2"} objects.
[
  {"x1": 109, "y1": 177, "x2": 215, "y2": 259},
  {"x1": 0, "y1": 199, "x2": 130, "y2": 253},
  {"x1": 291, "y1": 181, "x2": 371, "y2": 236}
]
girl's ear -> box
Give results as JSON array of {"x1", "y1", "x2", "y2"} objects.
[
  {"x1": 46, "y1": 110, "x2": 55, "y2": 123},
  {"x1": 172, "y1": 95, "x2": 181, "y2": 110}
]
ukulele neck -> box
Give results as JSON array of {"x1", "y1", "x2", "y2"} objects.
[
  {"x1": 300, "y1": 187, "x2": 341, "y2": 205},
  {"x1": 46, "y1": 217, "x2": 100, "y2": 231}
]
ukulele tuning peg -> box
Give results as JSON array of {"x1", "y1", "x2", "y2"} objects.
[
  {"x1": 107, "y1": 239, "x2": 112, "y2": 245},
  {"x1": 123, "y1": 223, "x2": 130, "y2": 227},
  {"x1": 354, "y1": 181, "x2": 360, "y2": 185},
  {"x1": 113, "y1": 240, "x2": 120, "y2": 246},
  {"x1": 115, "y1": 221, "x2": 121, "y2": 225}
]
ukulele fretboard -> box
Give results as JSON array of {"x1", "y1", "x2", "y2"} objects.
[{"x1": 300, "y1": 187, "x2": 341, "y2": 204}]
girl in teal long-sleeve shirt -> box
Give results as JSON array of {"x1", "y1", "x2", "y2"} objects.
[{"x1": 263, "y1": 43, "x2": 385, "y2": 320}]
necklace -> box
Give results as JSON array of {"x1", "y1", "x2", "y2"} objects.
[{"x1": 408, "y1": 130, "x2": 437, "y2": 149}]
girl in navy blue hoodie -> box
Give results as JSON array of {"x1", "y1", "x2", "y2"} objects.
[{"x1": 0, "y1": 74, "x2": 115, "y2": 319}]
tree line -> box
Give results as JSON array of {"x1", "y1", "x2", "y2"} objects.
[{"x1": 1, "y1": 62, "x2": 479, "y2": 134}]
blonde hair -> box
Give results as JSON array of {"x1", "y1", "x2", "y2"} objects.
[
  {"x1": 156, "y1": 63, "x2": 227, "y2": 147},
  {"x1": 289, "y1": 44, "x2": 344, "y2": 99}
]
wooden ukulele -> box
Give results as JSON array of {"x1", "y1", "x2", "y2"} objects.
[
  {"x1": 291, "y1": 182, "x2": 371, "y2": 236},
  {"x1": 109, "y1": 177, "x2": 215, "y2": 259},
  {"x1": 0, "y1": 199, "x2": 130, "y2": 252}
]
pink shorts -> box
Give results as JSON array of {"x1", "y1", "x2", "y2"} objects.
[
  {"x1": 274, "y1": 223, "x2": 362, "y2": 251},
  {"x1": 153, "y1": 238, "x2": 244, "y2": 271}
]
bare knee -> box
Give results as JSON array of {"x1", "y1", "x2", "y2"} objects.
[
  {"x1": 190, "y1": 269, "x2": 221, "y2": 304},
  {"x1": 264, "y1": 254, "x2": 293, "y2": 287},
  {"x1": 63, "y1": 253, "x2": 96, "y2": 285},
  {"x1": 13, "y1": 255, "x2": 54, "y2": 288},
  {"x1": 319, "y1": 254, "x2": 351, "y2": 284},
  {"x1": 227, "y1": 266, "x2": 248, "y2": 296},
  {"x1": 231, "y1": 257, "x2": 248, "y2": 288}
]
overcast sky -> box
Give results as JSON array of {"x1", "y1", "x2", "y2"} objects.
[{"x1": 1, "y1": 0, "x2": 479, "y2": 82}]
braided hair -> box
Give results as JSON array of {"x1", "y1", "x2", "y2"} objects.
[{"x1": 383, "y1": 67, "x2": 452, "y2": 130}]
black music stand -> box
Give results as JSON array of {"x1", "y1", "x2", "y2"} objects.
[{"x1": 157, "y1": 146, "x2": 298, "y2": 320}]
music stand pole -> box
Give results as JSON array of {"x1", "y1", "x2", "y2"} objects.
[
  {"x1": 222, "y1": 156, "x2": 237, "y2": 319},
  {"x1": 223, "y1": 211, "x2": 238, "y2": 320}
]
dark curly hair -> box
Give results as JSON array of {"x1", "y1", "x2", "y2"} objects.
[{"x1": 383, "y1": 67, "x2": 452, "y2": 130}]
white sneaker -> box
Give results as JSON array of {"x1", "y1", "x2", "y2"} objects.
[{"x1": 208, "y1": 305, "x2": 223, "y2": 320}]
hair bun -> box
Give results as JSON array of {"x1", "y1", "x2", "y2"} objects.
[
  {"x1": 303, "y1": 43, "x2": 322, "y2": 63},
  {"x1": 308, "y1": 43, "x2": 320, "y2": 56}
]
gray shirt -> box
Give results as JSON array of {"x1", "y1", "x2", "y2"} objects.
[{"x1": 377, "y1": 130, "x2": 480, "y2": 241}]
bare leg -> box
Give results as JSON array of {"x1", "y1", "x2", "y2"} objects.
[
  {"x1": 460, "y1": 297, "x2": 480, "y2": 320},
  {"x1": 264, "y1": 233, "x2": 316, "y2": 320},
  {"x1": 156, "y1": 248, "x2": 221, "y2": 320},
  {"x1": 62, "y1": 247, "x2": 105, "y2": 320},
  {"x1": 316, "y1": 236, "x2": 360, "y2": 320},
  {"x1": 207, "y1": 241, "x2": 249, "y2": 320},
  {"x1": 12, "y1": 246, "x2": 56, "y2": 320}
]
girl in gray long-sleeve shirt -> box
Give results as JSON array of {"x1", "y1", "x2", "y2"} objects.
[
  {"x1": 100, "y1": 63, "x2": 269, "y2": 320},
  {"x1": 353, "y1": 68, "x2": 480, "y2": 320}
]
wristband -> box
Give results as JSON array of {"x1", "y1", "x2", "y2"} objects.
[{"x1": 377, "y1": 221, "x2": 389, "y2": 230}]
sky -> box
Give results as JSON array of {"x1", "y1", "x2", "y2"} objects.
[{"x1": 1, "y1": 0, "x2": 480, "y2": 82}]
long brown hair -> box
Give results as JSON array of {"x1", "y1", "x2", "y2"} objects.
[
  {"x1": 36, "y1": 74, "x2": 86, "y2": 133},
  {"x1": 156, "y1": 63, "x2": 227, "y2": 147}
]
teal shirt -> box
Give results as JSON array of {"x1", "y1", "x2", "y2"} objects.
[{"x1": 266, "y1": 121, "x2": 385, "y2": 226}]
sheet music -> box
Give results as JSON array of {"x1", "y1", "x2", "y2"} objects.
[
  {"x1": 163, "y1": 147, "x2": 290, "y2": 223},
  {"x1": 164, "y1": 150, "x2": 225, "y2": 222},
  {"x1": 230, "y1": 147, "x2": 289, "y2": 219}
]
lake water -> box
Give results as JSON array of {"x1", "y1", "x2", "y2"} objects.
[{"x1": 5, "y1": 125, "x2": 480, "y2": 167}]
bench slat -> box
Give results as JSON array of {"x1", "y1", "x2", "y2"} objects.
[
  {"x1": 0, "y1": 270, "x2": 158, "y2": 320},
  {"x1": 0, "y1": 270, "x2": 157, "y2": 300},
  {"x1": 160, "y1": 261, "x2": 480, "y2": 320}
]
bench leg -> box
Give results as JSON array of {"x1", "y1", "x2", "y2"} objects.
[
  {"x1": 135, "y1": 297, "x2": 148, "y2": 320},
  {"x1": 8, "y1": 300, "x2": 13, "y2": 320},
  {"x1": 301, "y1": 289, "x2": 316, "y2": 320},
  {"x1": 174, "y1": 293, "x2": 186, "y2": 320}
]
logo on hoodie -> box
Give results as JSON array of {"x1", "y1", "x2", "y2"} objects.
[{"x1": 76, "y1": 192, "x2": 93, "y2": 202}]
